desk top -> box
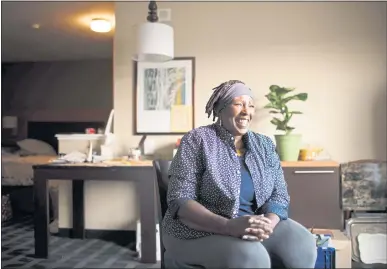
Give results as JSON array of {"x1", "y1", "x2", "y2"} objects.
[
  {"x1": 34, "y1": 159, "x2": 153, "y2": 169},
  {"x1": 33, "y1": 158, "x2": 339, "y2": 169}
]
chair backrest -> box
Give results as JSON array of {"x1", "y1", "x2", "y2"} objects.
[
  {"x1": 153, "y1": 160, "x2": 172, "y2": 219},
  {"x1": 341, "y1": 159, "x2": 387, "y2": 210},
  {"x1": 153, "y1": 160, "x2": 172, "y2": 269}
]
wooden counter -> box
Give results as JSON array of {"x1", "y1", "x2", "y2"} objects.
[{"x1": 281, "y1": 160, "x2": 339, "y2": 167}]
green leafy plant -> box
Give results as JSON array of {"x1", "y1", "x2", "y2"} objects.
[{"x1": 264, "y1": 85, "x2": 308, "y2": 135}]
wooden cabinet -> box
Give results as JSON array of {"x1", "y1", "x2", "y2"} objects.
[{"x1": 282, "y1": 161, "x2": 343, "y2": 230}]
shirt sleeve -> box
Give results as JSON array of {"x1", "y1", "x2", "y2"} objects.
[
  {"x1": 167, "y1": 131, "x2": 204, "y2": 219},
  {"x1": 260, "y1": 137, "x2": 290, "y2": 220}
]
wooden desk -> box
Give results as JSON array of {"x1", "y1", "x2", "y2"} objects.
[{"x1": 33, "y1": 161, "x2": 158, "y2": 264}]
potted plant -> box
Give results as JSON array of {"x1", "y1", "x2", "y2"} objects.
[{"x1": 264, "y1": 85, "x2": 308, "y2": 161}]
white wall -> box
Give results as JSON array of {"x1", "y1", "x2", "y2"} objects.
[
  {"x1": 59, "y1": 2, "x2": 387, "y2": 230},
  {"x1": 114, "y1": 1, "x2": 387, "y2": 161}
]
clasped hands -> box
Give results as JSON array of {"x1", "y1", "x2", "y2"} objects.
[{"x1": 225, "y1": 214, "x2": 273, "y2": 242}]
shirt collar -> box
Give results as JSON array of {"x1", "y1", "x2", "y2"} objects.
[{"x1": 213, "y1": 123, "x2": 252, "y2": 150}]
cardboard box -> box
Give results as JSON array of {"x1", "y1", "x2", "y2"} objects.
[
  {"x1": 331, "y1": 230, "x2": 352, "y2": 268},
  {"x1": 311, "y1": 229, "x2": 352, "y2": 268}
]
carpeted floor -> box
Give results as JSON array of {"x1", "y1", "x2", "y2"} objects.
[
  {"x1": 3, "y1": 216, "x2": 385, "y2": 269},
  {"x1": 1, "y1": 217, "x2": 160, "y2": 268}
]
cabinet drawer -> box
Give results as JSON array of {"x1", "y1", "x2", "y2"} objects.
[{"x1": 283, "y1": 167, "x2": 342, "y2": 229}]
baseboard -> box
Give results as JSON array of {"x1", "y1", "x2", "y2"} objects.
[{"x1": 58, "y1": 228, "x2": 136, "y2": 247}]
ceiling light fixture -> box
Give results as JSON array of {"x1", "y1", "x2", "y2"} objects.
[
  {"x1": 90, "y1": 18, "x2": 112, "y2": 33},
  {"x1": 133, "y1": 1, "x2": 174, "y2": 62}
]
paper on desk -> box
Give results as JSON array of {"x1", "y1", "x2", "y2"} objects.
[
  {"x1": 59, "y1": 151, "x2": 87, "y2": 163},
  {"x1": 170, "y1": 105, "x2": 192, "y2": 132},
  {"x1": 103, "y1": 159, "x2": 152, "y2": 166}
]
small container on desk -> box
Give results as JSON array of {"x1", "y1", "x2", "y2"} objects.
[{"x1": 128, "y1": 148, "x2": 141, "y2": 160}]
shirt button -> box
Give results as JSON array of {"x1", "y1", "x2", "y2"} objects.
[
  {"x1": 231, "y1": 137, "x2": 234, "y2": 140},
  {"x1": 236, "y1": 171, "x2": 241, "y2": 175}
]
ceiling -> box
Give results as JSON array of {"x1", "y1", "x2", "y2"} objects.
[{"x1": 1, "y1": 1, "x2": 115, "y2": 63}]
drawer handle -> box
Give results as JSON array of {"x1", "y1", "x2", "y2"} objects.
[{"x1": 294, "y1": 170, "x2": 335, "y2": 174}]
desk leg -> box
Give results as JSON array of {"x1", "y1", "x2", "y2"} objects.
[
  {"x1": 34, "y1": 177, "x2": 49, "y2": 258},
  {"x1": 72, "y1": 180, "x2": 85, "y2": 239},
  {"x1": 139, "y1": 170, "x2": 157, "y2": 264}
]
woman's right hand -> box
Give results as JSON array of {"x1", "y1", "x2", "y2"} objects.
[{"x1": 225, "y1": 215, "x2": 273, "y2": 241}]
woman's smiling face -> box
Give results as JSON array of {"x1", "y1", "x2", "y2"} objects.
[{"x1": 220, "y1": 95, "x2": 255, "y2": 136}]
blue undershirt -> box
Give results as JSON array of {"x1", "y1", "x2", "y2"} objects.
[{"x1": 238, "y1": 155, "x2": 257, "y2": 216}]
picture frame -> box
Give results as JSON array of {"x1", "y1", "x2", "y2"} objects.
[{"x1": 133, "y1": 57, "x2": 195, "y2": 135}]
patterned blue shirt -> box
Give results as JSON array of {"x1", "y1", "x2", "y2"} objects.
[{"x1": 162, "y1": 123, "x2": 290, "y2": 240}]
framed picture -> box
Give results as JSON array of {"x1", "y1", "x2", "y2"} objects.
[{"x1": 133, "y1": 57, "x2": 195, "y2": 135}]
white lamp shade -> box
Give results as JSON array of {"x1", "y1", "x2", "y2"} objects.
[
  {"x1": 133, "y1": 22, "x2": 174, "y2": 62},
  {"x1": 2, "y1": 116, "x2": 18, "y2": 129}
]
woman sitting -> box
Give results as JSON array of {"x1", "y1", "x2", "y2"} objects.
[{"x1": 162, "y1": 80, "x2": 317, "y2": 268}]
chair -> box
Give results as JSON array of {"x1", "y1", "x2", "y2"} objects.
[
  {"x1": 341, "y1": 159, "x2": 387, "y2": 223},
  {"x1": 153, "y1": 160, "x2": 172, "y2": 269},
  {"x1": 153, "y1": 160, "x2": 204, "y2": 269}
]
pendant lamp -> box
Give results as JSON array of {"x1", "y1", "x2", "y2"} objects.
[{"x1": 133, "y1": 1, "x2": 174, "y2": 62}]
